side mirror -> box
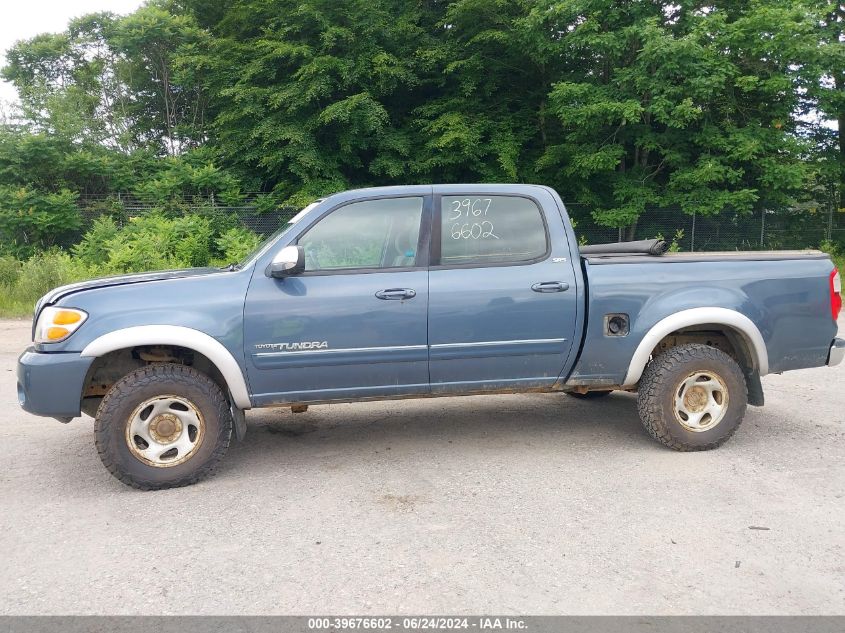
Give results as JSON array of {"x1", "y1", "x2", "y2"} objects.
[{"x1": 267, "y1": 245, "x2": 305, "y2": 278}]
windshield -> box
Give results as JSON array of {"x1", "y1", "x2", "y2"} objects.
[{"x1": 236, "y1": 200, "x2": 322, "y2": 267}]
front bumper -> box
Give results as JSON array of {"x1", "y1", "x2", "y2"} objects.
[
  {"x1": 17, "y1": 347, "x2": 94, "y2": 420},
  {"x1": 828, "y1": 338, "x2": 845, "y2": 367}
]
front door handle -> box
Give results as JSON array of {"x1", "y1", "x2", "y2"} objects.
[
  {"x1": 531, "y1": 281, "x2": 569, "y2": 293},
  {"x1": 375, "y1": 288, "x2": 417, "y2": 300}
]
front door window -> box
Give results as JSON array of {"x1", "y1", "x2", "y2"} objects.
[{"x1": 299, "y1": 197, "x2": 423, "y2": 272}]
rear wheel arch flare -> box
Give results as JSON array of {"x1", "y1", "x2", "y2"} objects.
[{"x1": 623, "y1": 308, "x2": 768, "y2": 386}]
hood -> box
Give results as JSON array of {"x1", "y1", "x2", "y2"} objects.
[{"x1": 35, "y1": 267, "x2": 224, "y2": 315}]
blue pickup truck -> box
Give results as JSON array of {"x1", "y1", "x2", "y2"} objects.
[{"x1": 17, "y1": 184, "x2": 844, "y2": 489}]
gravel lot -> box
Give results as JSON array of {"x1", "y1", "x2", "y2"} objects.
[{"x1": 1, "y1": 317, "x2": 843, "y2": 615}]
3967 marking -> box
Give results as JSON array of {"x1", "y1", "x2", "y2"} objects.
[{"x1": 447, "y1": 198, "x2": 492, "y2": 220}]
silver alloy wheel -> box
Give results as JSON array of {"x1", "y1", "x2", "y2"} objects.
[
  {"x1": 673, "y1": 371, "x2": 729, "y2": 432},
  {"x1": 125, "y1": 395, "x2": 205, "y2": 467}
]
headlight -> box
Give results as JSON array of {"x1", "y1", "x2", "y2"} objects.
[{"x1": 34, "y1": 307, "x2": 88, "y2": 344}]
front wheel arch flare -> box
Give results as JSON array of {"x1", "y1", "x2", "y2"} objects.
[{"x1": 80, "y1": 326, "x2": 252, "y2": 409}]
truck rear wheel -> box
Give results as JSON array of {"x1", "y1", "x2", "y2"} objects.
[
  {"x1": 637, "y1": 344, "x2": 747, "y2": 451},
  {"x1": 94, "y1": 363, "x2": 232, "y2": 490}
]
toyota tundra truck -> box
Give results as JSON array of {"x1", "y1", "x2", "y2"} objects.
[{"x1": 16, "y1": 184, "x2": 845, "y2": 489}]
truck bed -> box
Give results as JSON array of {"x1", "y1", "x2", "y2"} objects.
[
  {"x1": 569, "y1": 250, "x2": 836, "y2": 387},
  {"x1": 581, "y1": 249, "x2": 828, "y2": 265}
]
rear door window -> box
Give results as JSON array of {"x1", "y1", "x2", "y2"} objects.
[{"x1": 438, "y1": 195, "x2": 547, "y2": 266}]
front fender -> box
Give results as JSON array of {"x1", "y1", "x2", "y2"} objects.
[{"x1": 81, "y1": 326, "x2": 252, "y2": 409}]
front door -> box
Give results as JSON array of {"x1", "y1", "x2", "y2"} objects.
[
  {"x1": 427, "y1": 189, "x2": 579, "y2": 392},
  {"x1": 244, "y1": 195, "x2": 431, "y2": 405}
]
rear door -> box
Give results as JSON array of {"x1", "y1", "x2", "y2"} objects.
[{"x1": 427, "y1": 187, "x2": 579, "y2": 392}]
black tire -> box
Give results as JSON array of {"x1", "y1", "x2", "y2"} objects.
[
  {"x1": 637, "y1": 344, "x2": 747, "y2": 451},
  {"x1": 95, "y1": 363, "x2": 232, "y2": 490},
  {"x1": 567, "y1": 390, "x2": 613, "y2": 399}
]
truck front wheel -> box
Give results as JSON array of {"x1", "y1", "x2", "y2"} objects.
[
  {"x1": 637, "y1": 344, "x2": 747, "y2": 451},
  {"x1": 94, "y1": 363, "x2": 232, "y2": 490}
]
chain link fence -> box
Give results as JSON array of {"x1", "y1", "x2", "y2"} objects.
[
  {"x1": 565, "y1": 203, "x2": 845, "y2": 251},
  {"x1": 75, "y1": 192, "x2": 300, "y2": 238},
  {"x1": 72, "y1": 194, "x2": 845, "y2": 253}
]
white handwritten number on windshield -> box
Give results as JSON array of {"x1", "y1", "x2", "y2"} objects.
[{"x1": 448, "y1": 198, "x2": 498, "y2": 240}]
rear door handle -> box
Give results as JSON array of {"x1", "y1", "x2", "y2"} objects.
[
  {"x1": 375, "y1": 288, "x2": 417, "y2": 300},
  {"x1": 531, "y1": 281, "x2": 569, "y2": 293}
]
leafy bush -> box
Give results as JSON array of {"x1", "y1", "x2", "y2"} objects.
[
  {"x1": 75, "y1": 213, "x2": 261, "y2": 271},
  {"x1": 215, "y1": 226, "x2": 261, "y2": 263},
  {"x1": 93, "y1": 213, "x2": 213, "y2": 271},
  {"x1": 73, "y1": 212, "x2": 261, "y2": 272},
  {"x1": 0, "y1": 210, "x2": 267, "y2": 315},
  {"x1": 655, "y1": 229, "x2": 685, "y2": 252},
  {"x1": 0, "y1": 214, "x2": 264, "y2": 316},
  {"x1": 72, "y1": 216, "x2": 120, "y2": 265},
  {"x1": 169, "y1": 216, "x2": 214, "y2": 267},
  {"x1": 130, "y1": 159, "x2": 245, "y2": 207},
  {"x1": 190, "y1": 204, "x2": 241, "y2": 240},
  {"x1": 0, "y1": 186, "x2": 82, "y2": 258}
]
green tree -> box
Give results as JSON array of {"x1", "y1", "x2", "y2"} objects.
[
  {"x1": 796, "y1": 1, "x2": 845, "y2": 212},
  {"x1": 3, "y1": 3, "x2": 208, "y2": 155},
  {"x1": 406, "y1": 0, "x2": 560, "y2": 184},
  {"x1": 180, "y1": 0, "x2": 443, "y2": 203},
  {"x1": 528, "y1": 0, "x2": 815, "y2": 235}
]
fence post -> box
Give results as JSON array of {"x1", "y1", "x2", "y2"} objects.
[
  {"x1": 828, "y1": 198, "x2": 834, "y2": 242},
  {"x1": 760, "y1": 209, "x2": 765, "y2": 248},
  {"x1": 690, "y1": 211, "x2": 696, "y2": 252}
]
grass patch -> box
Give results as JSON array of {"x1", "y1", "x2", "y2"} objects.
[
  {"x1": 0, "y1": 301, "x2": 37, "y2": 319},
  {"x1": 0, "y1": 251, "x2": 103, "y2": 318}
]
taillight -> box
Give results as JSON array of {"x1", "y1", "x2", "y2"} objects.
[{"x1": 830, "y1": 269, "x2": 842, "y2": 322}]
